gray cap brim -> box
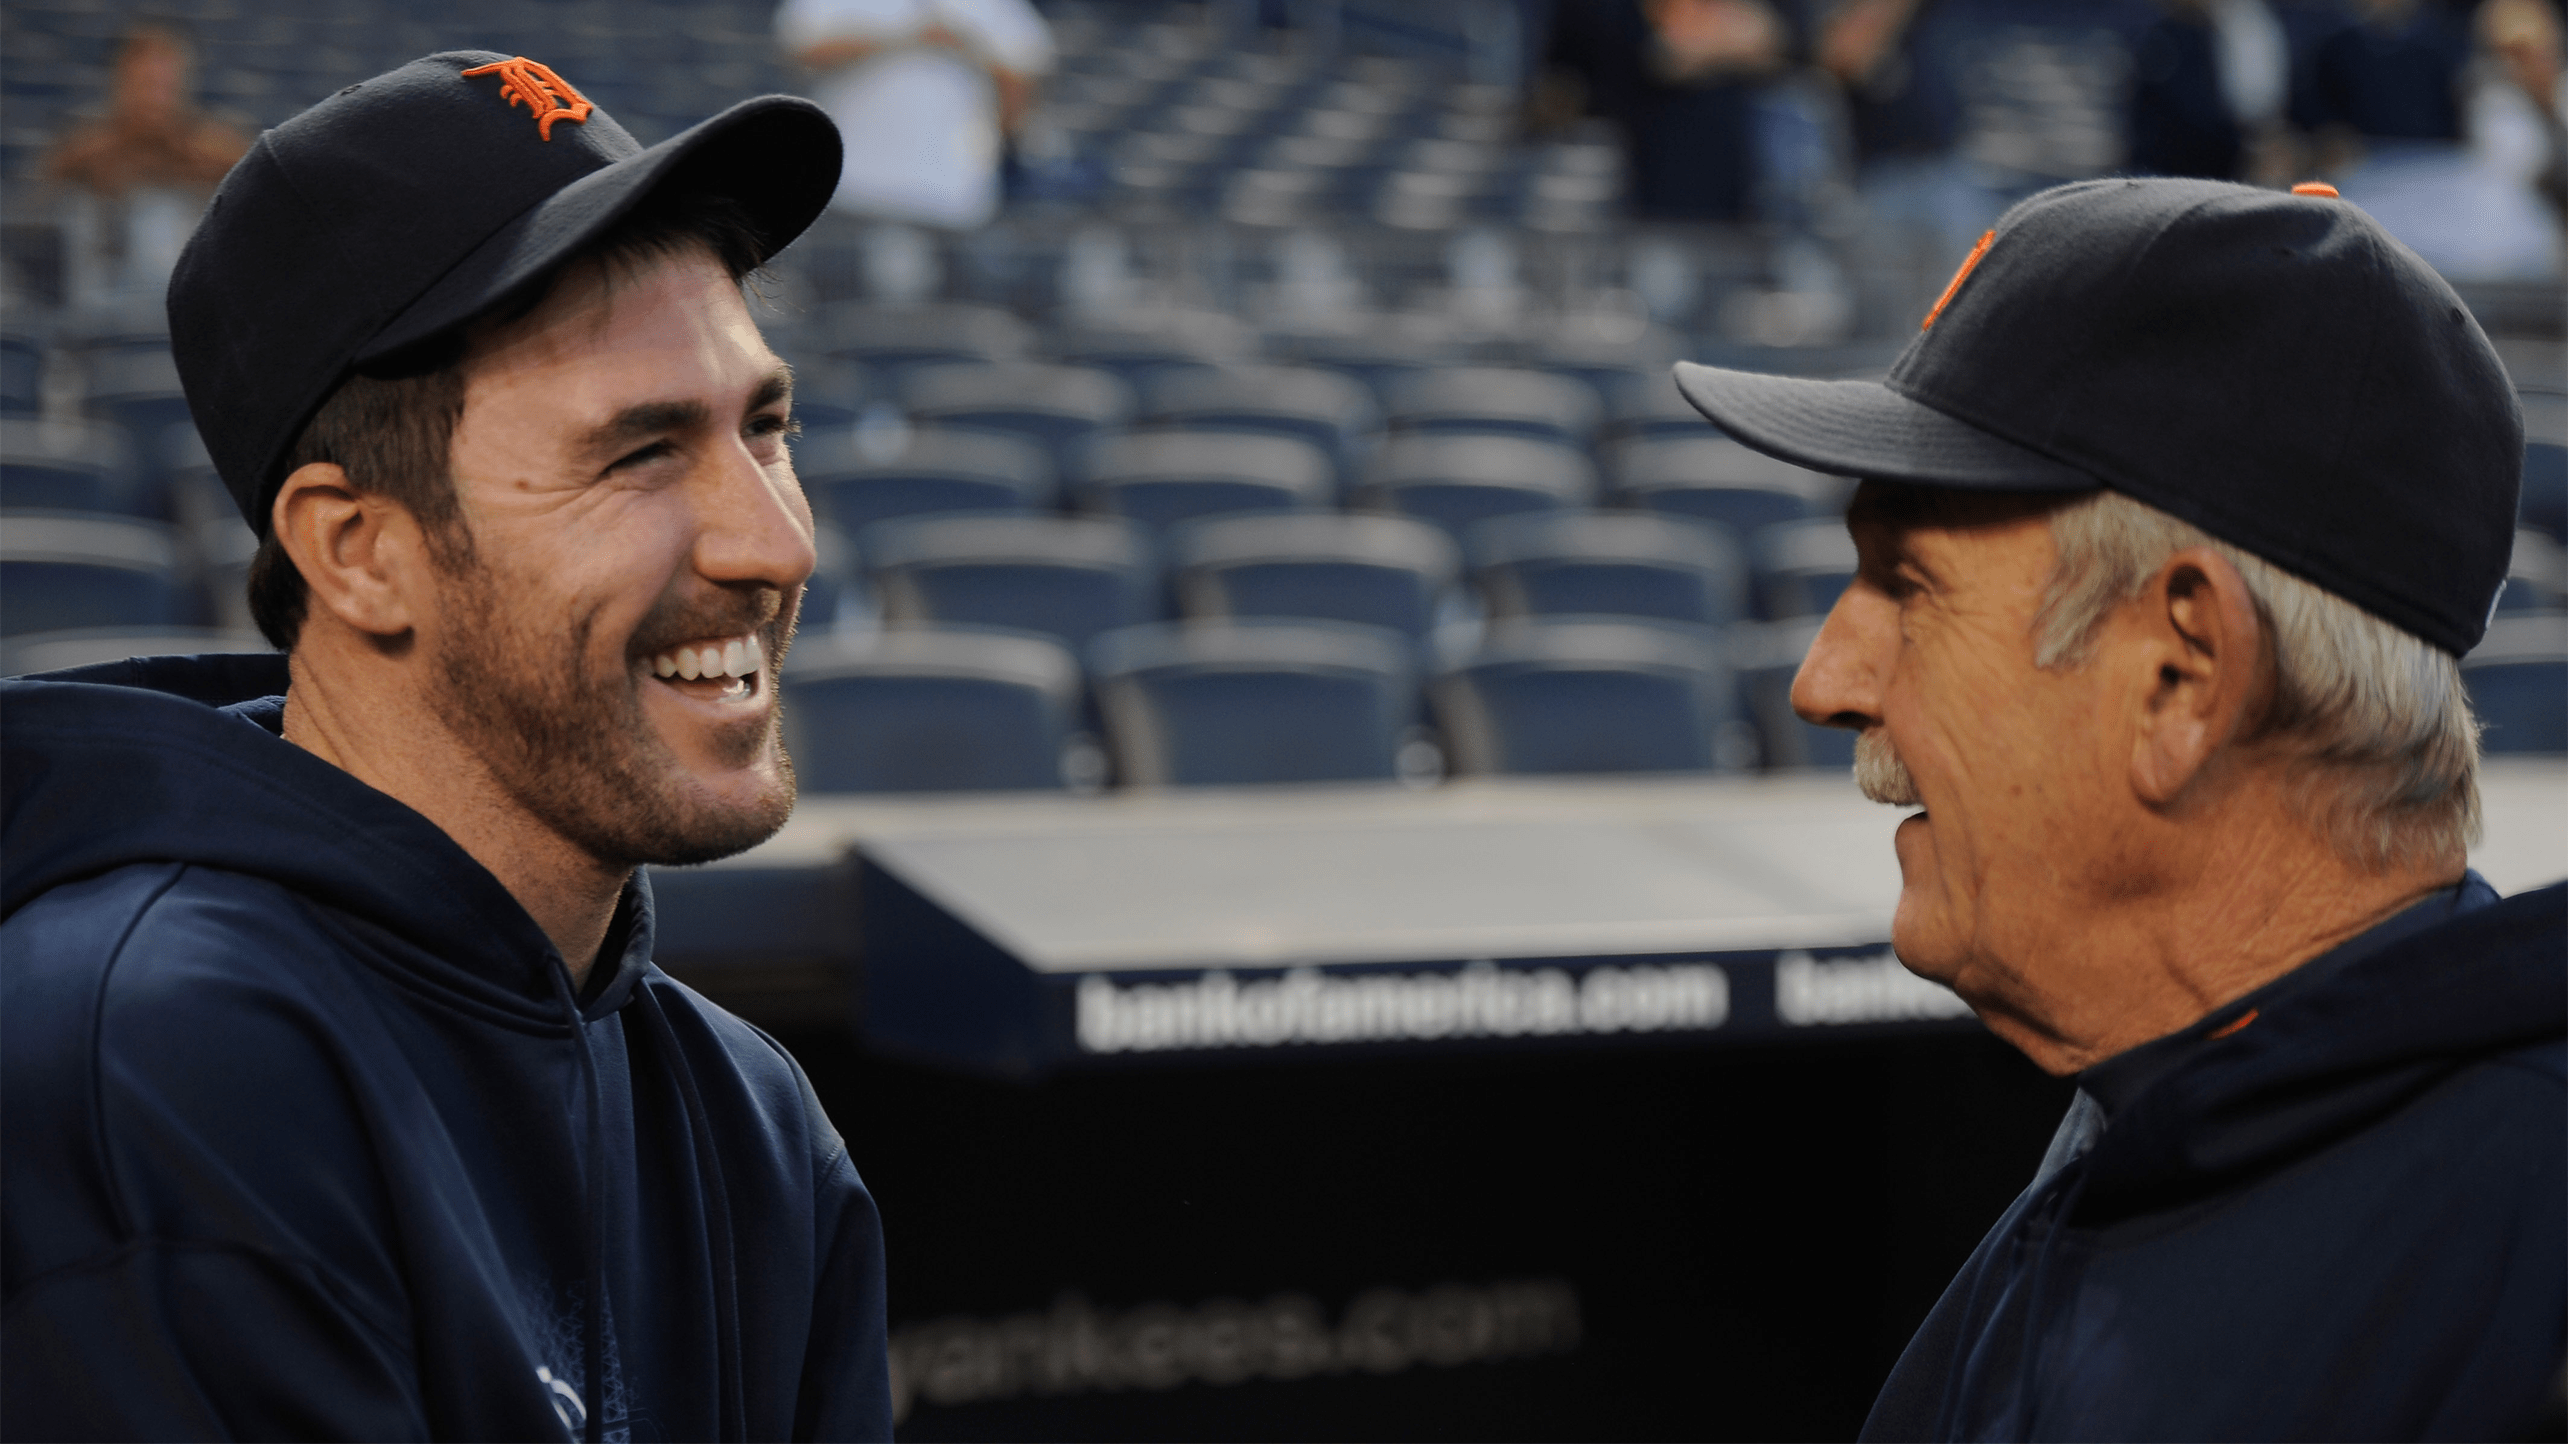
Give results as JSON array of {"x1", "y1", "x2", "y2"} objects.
[{"x1": 1670, "y1": 361, "x2": 2100, "y2": 493}]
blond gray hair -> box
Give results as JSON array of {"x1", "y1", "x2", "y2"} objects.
[{"x1": 2035, "y1": 489, "x2": 2480, "y2": 871}]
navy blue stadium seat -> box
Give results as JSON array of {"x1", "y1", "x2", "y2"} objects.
[
  {"x1": 1468, "y1": 510, "x2": 1748, "y2": 626},
  {"x1": 864, "y1": 512, "x2": 1153, "y2": 654},
  {"x1": 1385, "y1": 366, "x2": 1600, "y2": 446},
  {"x1": 781, "y1": 626, "x2": 1087, "y2": 792},
  {"x1": 1, "y1": 333, "x2": 41, "y2": 417},
  {"x1": 798, "y1": 426, "x2": 1051, "y2": 536},
  {"x1": 1524, "y1": 321, "x2": 1684, "y2": 409},
  {"x1": 826, "y1": 302, "x2": 1032, "y2": 389},
  {"x1": 788, "y1": 359, "x2": 871, "y2": 431},
  {"x1": 1048, "y1": 310, "x2": 1252, "y2": 389},
  {"x1": 2521, "y1": 439, "x2": 2565, "y2": 546},
  {"x1": 0, "y1": 512, "x2": 192, "y2": 637},
  {"x1": 1755, "y1": 519, "x2": 1862, "y2": 621},
  {"x1": 1, "y1": 626, "x2": 271, "y2": 678},
  {"x1": 1263, "y1": 327, "x2": 1454, "y2": 405},
  {"x1": 2499, "y1": 529, "x2": 2566, "y2": 613},
  {"x1": 1434, "y1": 617, "x2": 1754, "y2": 775},
  {"x1": 1611, "y1": 434, "x2": 1841, "y2": 535},
  {"x1": 1355, "y1": 434, "x2": 1594, "y2": 541},
  {"x1": 1602, "y1": 370, "x2": 1716, "y2": 444},
  {"x1": 1169, "y1": 511, "x2": 1456, "y2": 639},
  {"x1": 80, "y1": 349, "x2": 190, "y2": 515},
  {"x1": 903, "y1": 361, "x2": 1134, "y2": 471},
  {"x1": 1140, "y1": 364, "x2": 1380, "y2": 482},
  {"x1": 1075, "y1": 430, "x2": 1334, "y2": 533},
  {"x1": 1092, "y1": 619, "x2": 1416, "y2": 786},
  {"x1": 1730, "y1": 619, "x2": 1854, "y2": 770},
  {"x1": 1, "y1": 419, "x2": 135, "y2": 515},
  {"x1": 2462, "y1": 612, "x2": 2566, "y2": 754}
]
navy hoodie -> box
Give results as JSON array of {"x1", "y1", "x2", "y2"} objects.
[
  {"x1": 1, "y1": 655, "x2": 893, "y2": 1442},
  {"x1": 1864, "y1": 872, "x2": 2568, "y2": 1441}
]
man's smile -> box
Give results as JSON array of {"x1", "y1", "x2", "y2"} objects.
[{"x1": 644, "y1": 632, "x2": 768, "y2": 704}]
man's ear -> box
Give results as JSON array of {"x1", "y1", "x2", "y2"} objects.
[
  {"x1": 270, "y1": 463, "x2": 427, "y2": 640},
  {"x1": 2128, "y1": 546, "x2": 2265, "y2": 805}
]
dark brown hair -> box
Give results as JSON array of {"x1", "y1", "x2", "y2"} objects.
[{"x1": 248, "y1": 188, "x2": 771, "y2": 649}]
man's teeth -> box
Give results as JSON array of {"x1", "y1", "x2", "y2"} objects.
[{"x1": 648, "y1": 634, "x2": 765, "y2": 683}]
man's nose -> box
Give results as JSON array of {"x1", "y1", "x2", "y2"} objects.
[
  {"x1": 691, "y1": 439, "x2": 816, "y2": 594},
  {"x1": 1790, "y1": 581, "x2": 1891, "y2": 731}
]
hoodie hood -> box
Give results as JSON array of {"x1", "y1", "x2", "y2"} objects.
[
  {"x1": 1, "y1": 654, "x2": 652, "y2": 1024},
  {"x1": 2067, "y1": 874, "x2": 2565, "y2": 1222}
]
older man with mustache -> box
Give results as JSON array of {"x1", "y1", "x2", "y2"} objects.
[{"x1": 1675, "y1": 177, "x2": 2564, "y2": 1440}]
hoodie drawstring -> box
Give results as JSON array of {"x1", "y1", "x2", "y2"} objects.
[
  {"x1": 546, "y1": 961, "x2": 609, "y2": 1444},
  {"x1": 637, "y1": 997, "x2": 747, "y2": 1442}
]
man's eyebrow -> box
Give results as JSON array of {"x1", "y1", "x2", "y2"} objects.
[
  {"x1": 750, "y1": 364, "x2": 792, "y2": 415},
  {"x1": 583, "y1": 399, "x2": 708, "y2": 460}
]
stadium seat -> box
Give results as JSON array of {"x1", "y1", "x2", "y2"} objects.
[
  {"x1": 1354, "y1": 433, "x2": 1595, "y2": 541},
  {"x1": 2, "y1": 626, "x2": 272, "y2": 678},
  {"x1": 781, "y1": 626, "x2": 1089, "y2": 792},
  {"x1": 2462, "y1": 611, "x2": 2566, "y2": 754},
  {"x1": 1729, "y1": 618, "x2": 1854, "y2": 770},
  {"x1": 865, "y1": 512, "x2": 1154, "y2": 654},
  {"x1": 1264, "y1": 327, "x2": 1454, "y2": 405},
  {"x1": 1075, "y1": 430, "x2": 1334, "y2": 532},
  {"x1": 2521, "y1": 439, "x2": 2566, "y2": 546},
  {"x1": 1755, "y1": 519, "x2": 1861, "y2": 620},
  {"x1": 1524, "y1": 319, "x2": 1685, "y2": 408},
  {"x1": 1139, "y1": 364, "x2": 1380, "y2": 481},
  {"x1": 903, "y1": 361, "x2": 1134, "y2": 470},
  {"x1": 1169, "y1": 511, "x2": 1456, "y2": 639},
  {"x1": 1610, "y1": 434, "x2": 1842, "y2": 535},
  {"x1": 1, "y1": 419, "x2": 134, "y2": 515},
  {"x1": 2499, "y1": 529, "x2": 2567, "y2": 613},
  {"x1": 1434, "y1": 617, "x2": 1755, "y2": 775},
  {"x1": 797, "y1": 426, "x2": 1052, "y2": 535},
  {"x1": 825, "y1": 301, "x2": 1033, "y2": 388},
  {"x1": 1602, "y1": 370, "x2": 1716, "y2": 444},
  {"x1": 1385, "y1": 366, "x2": 1600, "y2": 446},
  {"x1": 0, "y1": 512, "x2": 192, "y2": 637},
  {"x1": 1, "y1": 332, "x2": 41, "y2": 417},
  {"x1": 1048, "y1": 309, "x2": 1253, "y2": 388},
  {"x1": 80, "y1": 348, "x2": 191, "y2": 512},
  {"x1": 1091, "y1": 618, "x2": 1416, "y2": 786},
  {"x1": 788, "y1": 359, "x2": 871, "y2": 432},
  {"x1": 1467, "y1": 510, "x2": 1748, "y2": 626}
]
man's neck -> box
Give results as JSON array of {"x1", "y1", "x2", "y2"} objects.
[
  {"x1": 1975, "y1": 801, "x2": 2461, "y2": 1075},
  {"x1": 279, "y1": 649, "x2": 626, "y2": 985}
]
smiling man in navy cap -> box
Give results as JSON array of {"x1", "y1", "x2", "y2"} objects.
[
  {"x1": 1676, "y1": 178, "x2": 2564, "y2": 1439},
  {"x1": 2, "y1": 54, "x2": 889, "y2": 1441}
]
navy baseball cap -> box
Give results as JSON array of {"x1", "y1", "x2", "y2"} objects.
[
  {"x1": 1672, "y1": 177, "x2": 2523, "y2": 655},
  {"x1": 168, "y1": 51, "x2": 842, "y2": 536}
]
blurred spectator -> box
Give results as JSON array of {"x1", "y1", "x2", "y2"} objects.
[
  {"x1": 775, "y1": 0, "x2": 1054, "y2": 230},
  {"x1": 2302, "y1": 0, "x2": 2474, "y2": 143},
  {"x1": 2127, "y1": 0, "x2": 2292, "y2": 180},
  {"x1": 1542, "y1": 0, "x2": 1792, "y2": 220},
  {"x1": 2479, "y1": 0, "x2": 2565, "y2": 216},
  {"x1": 38, "y1": 24, "x2": 247, "y2": 307}
]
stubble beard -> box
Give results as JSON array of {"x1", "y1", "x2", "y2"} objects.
[
  {"x1": 426, "y1": 550, "x2": 799, "y2": 870},
  {"x1": 1854, "y1": 728, "x2": 1922, "y2": 807}
]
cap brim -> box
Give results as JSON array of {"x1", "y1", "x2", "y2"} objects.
[
  {"x1": 1671, "y1": 360, "x2": 2100, "y2": 493},
  {"x1": 358, "y1": 95, "x2": 841, "y2": 364}
]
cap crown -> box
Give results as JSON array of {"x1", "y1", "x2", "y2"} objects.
[{"x1": 1891, "y1": 177, "x2": 2522, "y2": 655}]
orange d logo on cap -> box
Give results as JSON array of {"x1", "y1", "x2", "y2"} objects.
[
  {"x1": 461, "y1": 57, "x2": 593, "y2": 141},
  {"x1": 1922, "y1": 229, "x2": 1995, "y2": 331}
]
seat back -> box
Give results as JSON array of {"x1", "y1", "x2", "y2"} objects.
[
  {"x1": 865, "y1": 513, "x2": 1154, "y2": 653},
  {"x1": 1077, "y1": 430, "x2": 1335, "y2": 532},
  {"x1": 1141, "y1": 364, "x2": 1380, "y2": 466},
  {"x1": 1048, "y1": 310, "x2": 1253, "y2": 389},
  {"x1": 0, "y1": 511, "x2": 190, "y2": 636},
  {"x1": 1610, "y1": 434, "x2": 1841, "y2": 534},
  {"x1": 904, "y1": 362, "x2": 1135, "y2": 468},
  {"x1": 1386, "y1": 366, "x2": 1601, "y2": 445},
  {"x1": 1755, "y1": 518, "x2": 1860, "y2": 620},
  {"x1": 2, "y1": 626, "x2": 272, "y2": 678},
  {"x1": 1355, "y1": 433, "x2": 1595, "y2": 540},
  {"x1": 783, "y1": 626, "x2": 1085, "y2": 792},
  {"x1": 1468, "y1": 510, "x2": 1748, "y2": 625},
  {"x1": 1, "y1": 419, "x2": 134, "y2": 515},
  {"x1": 798, "y1": 426, "x2": 1053, "y2": 534},
  {"x1": 1170, "y1": 511, "x2": 1457, "y2": 639},
  {"x1": 1, "y1": 333, "x2": 41, "y2": 417},
  {"x1": 80, "y1": 348, "x2": 190, "y2": 512},
  {"x1": 2462, "y1": 612, "x2": 2567, "y2": 754},
  {"x1": 1435, "y1": 617, "x2": 1751, "y2": 775},
  {"x1": 826, "y1": 302, "x2": 1033, "y2": 387},
  {"x1": 1093, "y1": 619, "x2": 1415, "y2": 785},
  {"x1": 1728, "y1": 618, "x2": 1853, "y2": 770},
  {"x1": 2499, "y1": 528, "x2": 2567, "y2": 613}
]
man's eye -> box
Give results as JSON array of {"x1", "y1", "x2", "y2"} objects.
[
  {"x1": 610, "y1": 441, "x2": 673, "y2": 471},
  {"x1": 748, "y1": 414, "x2": 798, "y2": 439}
]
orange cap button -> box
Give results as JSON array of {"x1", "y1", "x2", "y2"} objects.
[{"x1": 2291, "y1": 181, "x2": 2340, "y2": 198}]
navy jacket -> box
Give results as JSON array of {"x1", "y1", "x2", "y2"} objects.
[
  {"x1": 1, "y1": 655, "x2": 893, "y2": 1442},
  {"x1": 1865, "y1": 873, "x2": 2567, "y2": 1441}
]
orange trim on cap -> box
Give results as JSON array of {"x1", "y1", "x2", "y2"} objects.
[
  {"x1": 461, "y1": 57, "x2": 594, "y2": 141},
  {"x1": 2208, "y1": 1008, "x2": 2259, "y2": 1039},
  {"x1": 2290, "y1": 181, "x2": 2340, "y2": 198},
  {"x1": 1921, "y1": 230, "x2": 1995, "y2": 331}
]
